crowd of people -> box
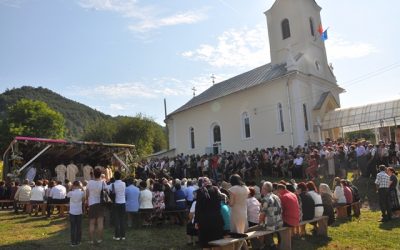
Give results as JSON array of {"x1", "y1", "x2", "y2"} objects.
[
  {"x1": 1, "y1": 139, "x2": 400, "y2": 248},
  {"x1": 139, "y1": 139, "x2": 400, "y2": 183}
]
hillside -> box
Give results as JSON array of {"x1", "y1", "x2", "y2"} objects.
[{"x1": 0, "y1": 86, "x2": 111, "y2": 139}]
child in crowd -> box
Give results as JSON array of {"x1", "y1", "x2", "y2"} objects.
[{"x1": 67, "y1": 181, "x2": 85, "y2": 246}]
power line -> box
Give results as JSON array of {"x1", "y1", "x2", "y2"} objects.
[{"x1": 253, "y1": 61, "x2": 400, "y2": 115}]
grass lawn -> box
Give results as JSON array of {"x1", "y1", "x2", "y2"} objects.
[{"x1": 0, "y1": 208, "x2": 399, "y2": 250}]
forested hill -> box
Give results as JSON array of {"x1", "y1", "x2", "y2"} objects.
[{"x1": 0, "y1": 86, "x2": 110, "y2": 139}]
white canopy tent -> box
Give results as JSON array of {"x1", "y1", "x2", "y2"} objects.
[{"x1": 322, "y1": 99, "x2": 400, "y2": 134}]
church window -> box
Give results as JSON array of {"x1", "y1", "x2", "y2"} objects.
[
  {"x1": 309, "y1": 18, "x2": 315, "y2": 37},
  {"x1": 281, "y1": 19, "x2": 291, "y2": 40},
  {"x1": 189, "y1": 127, "x2": 195, "y2": 149},
  {"x1": 277, "y1": 103, "x2": 285, "y2": 132},
  {"x1": 242, "y1": 112, "x2": 251, "y2": 139},
  {"x1": 303, "y1": 104, "x2": 309, "y2": 131},
  {"x1": 315, "y1": 61, "x2": 321, "y2": 71},
  {"x1": 213, "y1": 125, "x2": 221, "y2": 143}
]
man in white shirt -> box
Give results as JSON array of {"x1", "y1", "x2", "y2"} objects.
[
  {"x1": 83, "y1": 164, "x2": 93, "y2": 181},
  {"x1": 67, "y1": 181, "x2": 85, "y2": 246},
  {"x1": 293, "y1": 155, "x2": 304, "y2": 178},
  {"x1": 47, "y1": 181, "x2": 67, "y2": 217},
  {"x1": 55, "y1": 163, "x2": 67, "y2": 183},
  {"x1": 67, "y1": 161, "x2": 79, "y2": 183},
  {"x1": 109, "y1": 171, "x2": 126, "y2": 240}
]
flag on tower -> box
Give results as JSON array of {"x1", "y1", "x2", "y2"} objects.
[
  {"x1": 318, "y1": 24, "x2": 324, "y2": 35},
  {"x1": 321, "y1": 28, "x2": 328, "y2": 41}
]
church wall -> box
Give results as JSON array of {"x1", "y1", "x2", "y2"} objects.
[
  {"x1": 169, "y1": 78, "x2": 292, "y2": 155},
  {"x1": 290, "y1": 78, "x2": 313, "y2": 146}
]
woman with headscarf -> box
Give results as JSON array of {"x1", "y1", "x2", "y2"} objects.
[
  {"x1": 319, "y1": 183, "x2": 335, "y2": 225},
  {"x1": 387, "y1": 167, "x2": 400, "y2": 214},
  {"x1": 194, "y1": 177, "x2": 224, "y2": 249}
]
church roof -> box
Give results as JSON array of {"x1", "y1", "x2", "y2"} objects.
[
  {"x1": 313, "y1": 91, "x2": 339, "y2": 110},
  {"x1": 168, "y1": 63, "x2": 288, "y2": 117}
]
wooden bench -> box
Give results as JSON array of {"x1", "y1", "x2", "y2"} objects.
[
  {"x1": 47, "y1": 203, "x2": 69, "y2": 217},
  {"x1": 16, "y1": 201, "x2": 31, "y2": 213},
  {"x1": 335, "y1": 201, "x2": 361, "y2": 219},
  {"x1": 0, "y1": 199, "x2": 14, "y2": 209},
  {"x1": 294, "y1": 216, "x2": 329, "y2": 237},
  {"x1": 209, "y1": 226, "x2": 291, "y2": 250},
  {"x1": 28, "y1": 203, "x2": 47, "y2": 216},
  {"x1": 138, "y1": 209, "x2": 189, "y2": 225}
]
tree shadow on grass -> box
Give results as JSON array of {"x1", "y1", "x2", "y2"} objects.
[
  {"x1": 353, "y1": 176, "x2": 380, "y2": 211},
  {"x1": 0, "y1": 210, "x2": 196, "y2": 250},
  {"x1": 292, "y1": 234, "x2": 333, "y2": 250}
]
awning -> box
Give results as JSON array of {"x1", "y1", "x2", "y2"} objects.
[{"x1": 321, "y1": 99, "x2": 400, "y2": 133}]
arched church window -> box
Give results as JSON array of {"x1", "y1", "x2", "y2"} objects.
[
  {"x1": 303, "y1": 104, "x2": 309, "y2": 131},
  {"x1": 281, "y1": 19, "x2": 291, "y2": 40},
  {"x1": 213, "y1": 125, "x2": 221, "y2": 143},
  {"x1": 242, "y1": 112, "x2": 251, "y2": 139},
  {"x1": 277, "y1": 103, "x2": 285, "y2": 132},
  {"x1": 309, "y1": 17, "x2": 315, "y2": 37},
  {"x1": 189, "y1": 127, "x2": 195, "y2": 149}
]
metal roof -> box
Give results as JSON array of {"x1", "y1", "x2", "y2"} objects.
[
  {"x1": 322, "y1": 99, "x2": 400, "y2": 132},
  {"x1": 168, "y1": 63, "x2": 288, "y2": 117}
]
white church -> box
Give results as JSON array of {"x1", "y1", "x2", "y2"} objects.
[{"x1": 165, "y1": 0, "x2": 345, "y2": 156}]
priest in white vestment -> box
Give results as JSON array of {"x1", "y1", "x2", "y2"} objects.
[
  {"x1": 55, "y1": 164, "x2": 67, "y2": 182},
  {"x1": 66, "y1": 162, "x2": 79, "y2": 182}
]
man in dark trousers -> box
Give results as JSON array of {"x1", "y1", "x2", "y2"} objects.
[{"x1": 375, "y1": 165, "x2": 391, "y2": 222}]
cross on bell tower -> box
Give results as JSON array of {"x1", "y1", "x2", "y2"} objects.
[
  {"x1": 192, "y1": 86, "x2": 197, "y2": 97},
  {"x1": 211, "y1": 74, "x2": 216, "y2": 85}
]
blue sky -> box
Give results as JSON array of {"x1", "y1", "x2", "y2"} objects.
[{"x1": 1, "y1": 0, "x2": 399, "y2": 125}]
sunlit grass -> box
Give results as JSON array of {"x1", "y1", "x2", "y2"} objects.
[{"x1": 1, "y1": 209, "x2": 399, "y2": 250}]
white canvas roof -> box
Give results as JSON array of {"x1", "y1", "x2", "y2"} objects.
[{"x1": 322, "y1": 99, "x2": 400, "y2": 133}]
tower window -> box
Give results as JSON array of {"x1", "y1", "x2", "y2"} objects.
[
  {"x1": 315, "y1": 61, "x2": 321, "y2": 71},
  {"x1": 277, "y1": 103, "x2": 285, "y2": 132},
  {"x1": 309, "y1": 18, "x2": 315, "y2": 37},
  {"x1": 281, "y1": 19, "x2": 291, "y2": 40},
  {"x1": 189, "y1": 127, "x2": 195, "y2": 149}
]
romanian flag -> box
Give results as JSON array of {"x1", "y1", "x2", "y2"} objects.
[{"x1": 318, "y1": 24, "x2": 328, "y2": 41}]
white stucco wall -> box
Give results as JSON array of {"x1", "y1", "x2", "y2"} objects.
[{"x1": 167, "y1": 77, "x2": 293, "y2": 155}]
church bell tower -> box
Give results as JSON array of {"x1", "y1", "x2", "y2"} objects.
[{"x1": 265, "y1": 0, "x2": 336, "y2": 83}]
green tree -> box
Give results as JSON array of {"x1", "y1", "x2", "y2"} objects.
[
  {"x1": 345, "y1": 129, "x2": 375, "y2": 143},
  {"x1": 82, "y1": 119, "x2": 117, "y2": 142},
  {"x1": 82, "y1": 114, "x2": 167, "y2": 157},
  {"x1": 6, "y1": 99, "x2": 65, "y2": 139}
]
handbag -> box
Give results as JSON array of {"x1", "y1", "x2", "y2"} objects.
[
  {"x1": 100, "y1": 182, "x2": 113, "y2": 205},
  {"x1": 109, "y1": 184, "x2": 116, "y2": 203}
]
